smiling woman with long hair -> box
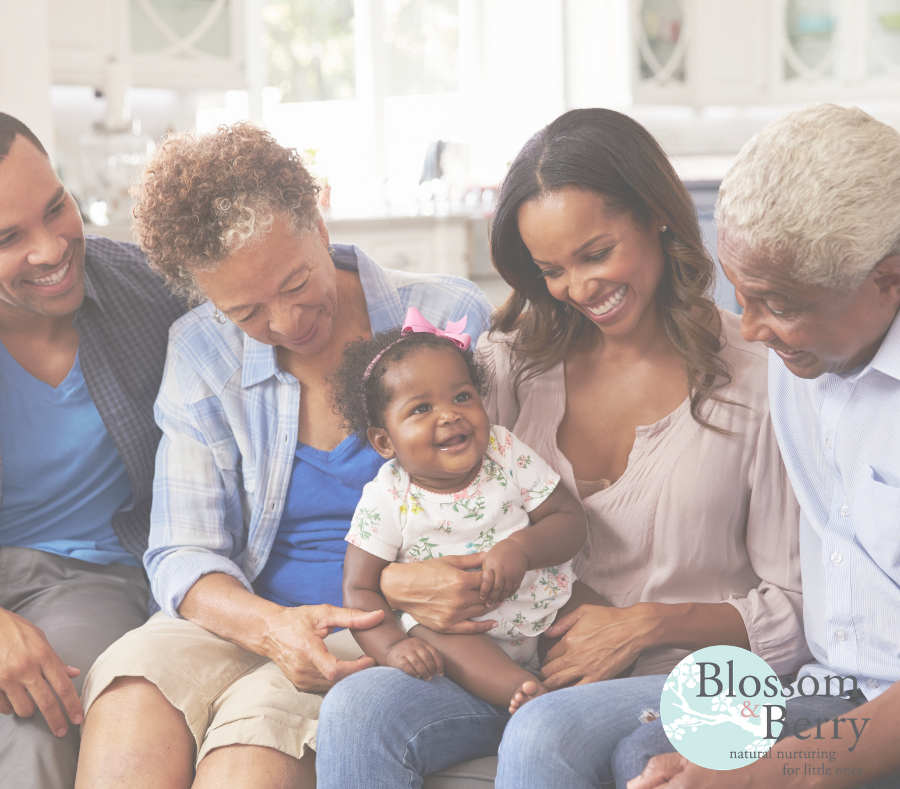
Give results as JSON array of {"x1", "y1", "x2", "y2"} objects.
[{"x1": 314, "y1": 109, "x2": 811, "y2": 789}]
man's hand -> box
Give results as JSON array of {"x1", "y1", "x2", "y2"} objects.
[
  {"x1": 0, "y1": 608, "x2": 83, "y2": 736},
  {"x1": 260, "y1": 604, "x2": 384, "y2": 692},
  {"x1": 627, "y1": 753, "x2": 688, "y2": 788},
  {"x1": 627, "y1": 753, "x2": 790, "y2": 789},
  {"x1": 541, "y1": 603, "x2": 656, "y2": 688},
  {"x1": 380, "y1": 553, "x2": 498, "y2": 634}
]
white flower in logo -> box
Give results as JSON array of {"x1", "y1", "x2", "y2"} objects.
[{"x1": 710, "y1": 692, "x2": 734, "y2": 712}]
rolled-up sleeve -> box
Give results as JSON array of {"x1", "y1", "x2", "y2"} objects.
[
  {"x1": 144, "y1": 347, "x2": 254, "y2": 617},
  {"x1": 725, "y1": 407, "x2": 812, "y2": 675}
]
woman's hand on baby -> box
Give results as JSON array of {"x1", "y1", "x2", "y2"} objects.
[
  {"x1": 480, "y1": 541, "x2": 530, "y2": 606},
  {"x1": 379, "y1": 553, "x2": 498, "y2": 633},
  {"x1": 540, "y1": 603, "x2": 656, "y2": 688},
  {"x1": 385, "y1": 638, "x2": 444, "y2": 681}
]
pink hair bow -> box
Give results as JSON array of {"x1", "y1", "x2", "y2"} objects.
[
  {"x1": 362, "y1": 307, "x2": 472, "y2": 384},
  {"x1": 401, "y1": 307, "x2": 471, "y2": 350}
]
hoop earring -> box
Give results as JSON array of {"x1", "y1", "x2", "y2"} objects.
[{"x1": 212, "y1": 307, "x2": 227, "y2": 324}]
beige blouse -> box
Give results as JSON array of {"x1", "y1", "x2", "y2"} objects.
[{"x1": 479, "y1": 309, "x2": 811, "y2": 677}]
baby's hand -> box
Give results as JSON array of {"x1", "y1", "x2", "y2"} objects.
[
  {"x1": 480, "y1": 540, "x2": 530, "y2": 606},
  {"x1": 385, "y1": 638, "x2": 444, "y2": 681}
]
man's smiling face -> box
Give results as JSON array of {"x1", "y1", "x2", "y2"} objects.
[
  {"x1": 719, "y1": 228, "x2": 900, "y2": 379},
  {"x1": 0, "y1": 136, "x2": 86, "y2": 321}
]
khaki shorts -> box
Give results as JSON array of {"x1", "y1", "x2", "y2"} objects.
[{"x1": 81, "y1": 611, "x2": 364, "y2": 765}]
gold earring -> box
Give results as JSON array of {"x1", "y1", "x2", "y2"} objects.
[{"x1": 327, "y1": 244, "x2": 335, "y2": 257}]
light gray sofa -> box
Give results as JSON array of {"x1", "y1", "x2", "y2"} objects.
[{"x1": 423, "y1": 757, "x2": 498, "y2": 788}]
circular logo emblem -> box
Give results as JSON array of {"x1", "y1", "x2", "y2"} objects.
[{"x1": 660, "y1": 645, "x2": 785, "y2": 770}]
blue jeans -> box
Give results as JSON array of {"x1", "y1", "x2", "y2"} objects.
[
  {"x1": 315, "y1": 666, "x2": 668, "y2": 789},
  {"x1": 316, "y1": 667, "x2": 509, "y2": 789},
  {"x1": 495, "y1": 675, "x2": 668, "y2": 789},
  {"x1": 618, "y1": 690, "x2": 900, "y2": 789}
]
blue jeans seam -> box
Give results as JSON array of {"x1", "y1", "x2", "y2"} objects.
[{"x1": 401, "y1": 712, "x2": 509, "y2": 786}]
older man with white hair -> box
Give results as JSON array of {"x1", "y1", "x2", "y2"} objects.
[{"x1": 626, "y1": 104, "x2": 900, "y2": 789}]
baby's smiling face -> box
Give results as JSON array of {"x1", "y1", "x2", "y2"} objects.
[{"x1": 366, "y1": 346, "x2": 490, "y2": 494}]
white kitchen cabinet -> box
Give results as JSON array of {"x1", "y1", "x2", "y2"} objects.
[
  {"x1": 85, "y1": 214, "x2": 490, "y2": 279},
  {"x1": 48, "y1": 0, "x2": 246, "y2": 91},
  {"x1": 326, "y1": 215, "x2": 485, "y2": 279},
  {"x1": 632, "y1": 0, "x2": 900, "y2": 106}
]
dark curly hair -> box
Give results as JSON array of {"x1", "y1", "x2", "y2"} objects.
[
  {"x1": 330, "y1": 328, "x2": 490, "y2": 446},
  {"x1": 132, "y1": 122, "x2": 321, "y2": 303}
]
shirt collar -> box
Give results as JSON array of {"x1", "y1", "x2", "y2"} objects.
[
  {"x1": 238, "y1": 244, "x2": 401, "y2": 388},
  {"x1": 240, "y1": 335, "x2": 285, "y2": 388},
  {"x1": 79, "y1": 249, "x2": 108, "y2": 316},
  {"x1": 868, "y1": 309, "x2": 900, "y2": 381},
  {"x1": 350, "y1": 245, "x2": 406, "y2": 331}
]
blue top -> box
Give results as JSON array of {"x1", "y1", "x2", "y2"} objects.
[
  {"x1": 769, "y1": 311, "x2": 900, "y2": 701},
  {"x1": 0, "y1": 341, "x2": 138, "y2": 566},
  {"x1": 145, "y1": 244, "x2": 493, "y2": 617},
  {"x1": 253, "y1": 437, "x2": 386, "y2": 608}
]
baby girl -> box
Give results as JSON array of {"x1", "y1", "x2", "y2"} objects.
[{"x1": 331, "y1": 307, "x2": 586, "y2": 712}]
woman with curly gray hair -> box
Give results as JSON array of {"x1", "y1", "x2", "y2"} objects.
[{"x1": 73, "y1": 123, "x2": 492, "y2": 789}]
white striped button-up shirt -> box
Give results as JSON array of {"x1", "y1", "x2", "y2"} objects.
[
  {"x1": 770, "y1": 312, "x2": 900, "y2": 700},
  {"x1": 145, "y1": 244, "x2": 492, "y2": 617}
]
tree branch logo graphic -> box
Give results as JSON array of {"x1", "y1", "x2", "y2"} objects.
[{"x1": 660, "y1": 647, "x2": 784, "y2": 770}]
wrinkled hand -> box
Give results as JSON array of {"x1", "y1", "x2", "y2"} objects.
[
  {"x1": 627, "y1": 753, "x2": 688, "y2": 788},
  {"x1": 380, "y1": 553, "x2": 498, "y2": 634},
  {"x1": 261, "y1": 604, "x2": 384, "y2": 692},
  {"x1": 628, "y1": 753, "x2": 770, "y2": 789},
  {"x1": 480, "y1": 541, "x2": 529, "y2": 607},
  {"x1": 0, "y1": 608, "x2": 83, "y2": 736},
  {"x1": 541, "y1": 604, "x2": 654, "y2": 689},
  {"x1": 385, "y1": 637, "x2": 444, "y2": 681}
]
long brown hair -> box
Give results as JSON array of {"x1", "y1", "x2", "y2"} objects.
[{"x1": 490, "y1": 108, "x2": 734, "y2": 432}]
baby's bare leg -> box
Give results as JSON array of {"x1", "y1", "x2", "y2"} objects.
[{"x1": 408, "y1": 625, "x2": 546, "y2": 711}]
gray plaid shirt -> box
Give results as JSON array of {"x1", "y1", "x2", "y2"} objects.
[{"x1": 0, "y1": 235, "x2": 188, "y2": 561}]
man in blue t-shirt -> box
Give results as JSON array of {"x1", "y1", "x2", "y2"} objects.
[{"x1": 0, "y1": 113, "x2": 186, "y2": 787}]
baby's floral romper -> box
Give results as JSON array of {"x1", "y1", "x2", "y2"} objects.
[{"x1": 346, "y1": 424, "x2": 574, "y2": 669}]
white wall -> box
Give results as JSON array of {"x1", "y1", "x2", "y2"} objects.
[{"x1": 0, "y1": 0, "x2": 55, "y2": 157}]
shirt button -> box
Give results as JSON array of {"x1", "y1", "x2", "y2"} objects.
[
  {"x1": 836, "y1": 629, "x2": 847, "y2": 641},
  {"x1": 841, "y1": 505, "x2": 850, "y2": 517},
  {"x1": 867, "y1": 678, "x2": 879, "y2": 689},
  {"x1": 825, "y1": 438, "x2": 833, "y2": 449},
  {"x1": 831, "y1": 551, "x2": 843, "y2": 564}
]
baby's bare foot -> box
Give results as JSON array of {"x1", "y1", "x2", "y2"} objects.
[{"x1": 508, "y1": 679, "x2": 549, "y2": 714}]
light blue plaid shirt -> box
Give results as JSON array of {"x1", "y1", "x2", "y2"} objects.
[
  {"x1": 770, "y1": 311, "x2": 900, "y2": 701},
  {"x1": 146, "y1": 244, "x2": 493, "y2": 617}
]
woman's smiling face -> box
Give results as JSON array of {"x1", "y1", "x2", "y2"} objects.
[
  {"x1": 196, "y1": 216, "x2": 338, "y2": 355},
  {"x1": 516, "y1": 187, "x2": 666, "y2": 338}
]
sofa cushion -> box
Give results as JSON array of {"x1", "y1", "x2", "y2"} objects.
[{"x1": 423, "y1": 757, "x2": 498, "y2": 788}]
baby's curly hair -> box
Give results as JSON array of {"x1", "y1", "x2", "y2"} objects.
[
  {"x1": 132, "y1": 122, "x2": 321, "y2": 303},
  {"x1": 330, "y1": 328, "x2": 490, "y2": 447}
]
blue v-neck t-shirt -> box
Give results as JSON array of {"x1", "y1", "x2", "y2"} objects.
[
  {"x1": 0, "y1": 341, "x2": 137, "y2": 565},
  {"x1": 253, "y1": 437, "x2": 386, "y2": 609}
]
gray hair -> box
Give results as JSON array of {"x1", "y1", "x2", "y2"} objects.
[
  {"x1": 715, "y1": 104, "x2": 900, "y2": 292},
  {"x1": 132, "y1": 122, "x2": 322, "y2": 305}
]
